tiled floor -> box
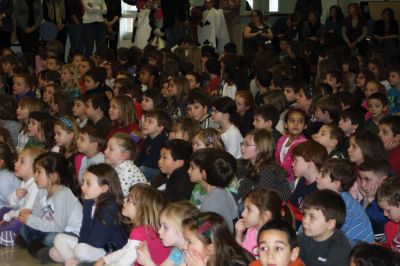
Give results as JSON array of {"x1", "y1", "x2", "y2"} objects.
[{"x1": 0, "y1": 246, "x2": 60, "y2": 266}]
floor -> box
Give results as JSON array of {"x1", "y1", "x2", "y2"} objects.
[{"x1": 0, "y1": 246, "x2": 60, "y2": 266}]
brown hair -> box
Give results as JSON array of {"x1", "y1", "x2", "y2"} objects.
[
  {"x1": 111, "y1": 95, "x2": 139, "y2": 126},
  {"x1": 109, "y1": 133, "x2": 139, "y2": 161},
  {"x1": 292, "y1": 140, "x2": 328, "y2": 170},
  {"x1": 321, "y1": 158, "x2": 357, "y2": 191},
  {"x1": 377, "y1": 176, "x2": 400, "y2": 207}
]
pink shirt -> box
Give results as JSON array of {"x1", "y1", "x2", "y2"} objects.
[{"x1": 241, "y1": 226, "x2": 258, "y2": 258}]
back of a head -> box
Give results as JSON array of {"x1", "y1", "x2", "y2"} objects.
[
  {"x1": 163, "y1": 139, "x2": 192, "y2": 164},
  {"x1": 350, "y1": 242, "x2": 400, "y2": 266},
  {"x1": 258, "y1": 220, "x2": 298, "y2": 249},
  {"x1": 321, "y1": 158, "x2": 357, "y2": 191},
  {"x1": 292, "y1": 140, "x2": 328, "y2": 170},
  {"x1": 203, "y1": 149, "x2": 236, "y2": 188}
]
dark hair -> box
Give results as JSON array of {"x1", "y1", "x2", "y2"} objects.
[
  {"x1": 321, "y1": 158, "x2": 357, "y2": 191},
  {"x1": 86, "y1": 67, "x2": 107, "y2": 84},
  {"x1": 303, "y1": 189, "x2": 346, "y2": 228},
  {"x1": 251, "y1": 9, "x2": 264, "y2": 23},
  {"x1": 367, "y1": 92, "x2": 388, "y2": 107},
  {"x1": 353, "y1": 131, "x2": 387, "y2": 162},
  {"x1": 187, "y1": 90, "x2": 211, "y2": 107},
  {"x1": 144, "y1": 109, "x2": 172, "y2": 132},
  {"x1": 81, "y1": 57, "x2": 96, "y2": 72},
  {"x1": 358, "y1": 159, "x2": 391, "y2": 177},
  {"x1": 0, "y1": 142, "x2": 15, "y2": 171},
  {"x1": 329, "y1": 5, "x2": 344, "y2": 20},
  {"x1": 342, "y1": 56, "x2": 359, "y2": 73},
  {"x1": 255, "y1": 69, "x2": 273, "y2": 88},
  {"x1": 202, "y1": 149, "x2": 236, "y2": 188},
  {"x1": 143, "y1": 88, "x2": 163, "y2": 109},
  {"x1": 14, "y1": 73, "x2": 37, "y2": 90},
  {"x1": 322, "y1": 123, "x2": 345, "y2": 149},
  {"x1": 118, "y1": 79, "x2": 143, "y2": 101},
  {"x1": 326, "y1": 70, "x2": 343, "y2": 85},
  {"x1": 190, "y1": 148, "x2": 213, "y2": 170},
  {"x1": 315, "y1": 96, "x2": 342, "y2": 124},
  {"x1": 333, "y1": 91, "x2": 354, "y2": 108},
  {"x1": 224, "y1": 42, "x2": 237, "y2": 54},
  {"x1": 87, "y1": 93, "x2": 109, "y2": 114},
  {"x1": 162, "y1": 139, "x2": 192, "y2": 163},
  {"x1": 44, "y1": 70, "x2": 61, "y2": 84},
  {"x1": 205, "y1": 58, "x2": 220, "y2": 76},
  {"x1": 254, "y1": 105, "x2": 279, "y2": 128},
  {"x1": 258, "y1": 220, "x2": 298, "y2": 249},
  {"x1": 377, "y1": 176, "x2": 400, "y2": 207},
  {"x1": 54, "y1": 91, "x2": 74, "y2": 117},
  {"x1": 80, "y1": 125, "x2": 106, "y2": 151},
  {"x1": 284, "y1": 108, "x2": 309, "y2": 125},
  {"x1": 379, "y1": 115, "x2": 400, "y2": 136},
  {"x1": 173, "y1": 117, "x2": 200, "y2": 141},
  {"x1": 381, "y1": 8, "x2": 395, "y2": 21},
  {"x1": 350, "y1": 242, "x2": 400, "y2": 266},
  {"x1": 292, "y1": 140, "x2": 328, "y2": 170},
  {"x1": 213, "y1": 97, "x2": 241, "y2": 128},
  {"x1": 341, "y1": 108, "x2": 364, "y2": 129},
  {"x1": 0, "y1": 94, "x2": 17, "y2": 120}
]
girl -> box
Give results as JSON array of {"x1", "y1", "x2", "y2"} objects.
[
  {"x1": 367, "y1": 58, "x2": 390, "y2": 90},
  {"x1": 104, "y1": 133, "x2": 148, "y2": 196},
  {"x1": 212, "y1": 97, "x2": 243, "y2": 159},
  {"x1": 182, "y1": 212, "x2": 254, "y2": 266},
  {"x1": 0, "y1": 128, "x2": 15, "y2": 154},
  {"x1": 295, "y1": 86, "x2": 324, "y2": 116},
  {"x1": 275, "y1": 109, "x2": 308, "y2": 187},
  {"x1": 49, "y1": 163, "x2": 127, "y2": 265},
  {"x1": 94, "y1": 183, "x2": 170, "y2": 266},
  {"x1": 353, "y1": 70, "x2": 376, "y2": 109},
  {"x1": 52, "y1": 91, "x2": 74, "y2": 118},
  {"x1": 107, "y1": 95, "x2": 141, "y2": 142},
  {"x1": 261, "y1": 89, "x2": 287, "y2": 134},
  {"x1": 235, "y1": 91, "x2": 255, "y2": 136},
  {"x1": 16, "y1": 97, "x2": 44, "y2": 152},
  {"x1": 239, "y1": 129, "x2": 291, "y2": 201},
  {"x1": 42, "y1": 83, "x2": 59, "y2": 114},
  {"x1": 0, "y1": 146, "x2": 43, "y2": 247},
  {"x1": 169, "y1": 117, "x2": 200, "y2": 142},
  {"x1": 192, "y1": 128, "x2": 225, "y2": 152},
  {"x1": 0, "y1": 95, "x2": 18, "y2": 146},
  {"x1": 17, "y1": 152, "x2": 83, "y2": 256},
  {"x1": 166, "y1": 75, "x2": 189, "y2": 120},
  {"x1": 26, "y1": 111, "x2": 55, "y2": 150},
  {"x1": 348, "y1": 131, "x2": 387, "y2": 166},
  {"x1": 139, "y1": 64, "x2": 159, "y2": 91},
  {"x1": 235, "y1": 188, "x2": 294, "y2": 258},
  {"x1": 72, "y1": 96, "x2": 89, "y2": 128},
  {"x1": 362, "y1": 80, "x2": 386, "y2": 119},
  {"x1": 61, "y1": 64, "x2": 81, "y2": 99},
  {"x1": 142, "y1": 88, "x2": 164, "y2": 113},
  {"x1": 136, "y1": 201, "x2": 200, "y2": 266},
  {"x1": 54, "y1": 116, "x2": 79, "y2": 162}
]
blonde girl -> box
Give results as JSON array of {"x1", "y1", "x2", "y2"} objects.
[
  {"x1": 169, "y1": 117, "x2": 201, "y2": 142},
  {"x1": 104, "y1": 133, "x2": 148, "y2": 196},
  {"x1": 16, "y1": 97, "x2": 44, "y2": 152},
  {"x1": 94, "y1": 183, "x2": 170, "y2": 266},
  {"x1": 61, "y1": 64, "x2": 81, "y2": 99},
  {"x1": 108, "y1": 95, "x2": 141, "y2": 142},
  {"x1": 54, "y1": 116, "x2": 79, "y2": 161},
  {"x1": 235, "y1": 188, "x2": 294, "y2": 258},
  {"x1": 192, "y1": 128, "x2": 225, "y2": 152},
  {"x1": 136, "y1": 201, "x2": 200, "y2": 266}
]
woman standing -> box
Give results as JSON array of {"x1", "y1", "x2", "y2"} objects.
[
  {"x1": 341, "y1": 3, "x2": 367, "y2": 55},
  {"x1": 104, "y1": 0, "x2": 121, "y2": 55},
  {"x1": 82, "y1": 0, "x2": 107, "y2": 57},
  {"x1": 14, "y1": 0, "x2": 43, "y2": 53},
  {"x1": 0, "y1": 0, "x2": 13, "y2": 49},
  {"x1": 325, "y1": 5, "x2": 344, "y2": 43},
  {"x1": 43, "y1": 0, "x2": 68, "y2": 45}
]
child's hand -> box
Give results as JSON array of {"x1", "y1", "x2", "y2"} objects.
[
  {"x1": 383, "y1": 139, "x2": 400, "y2": 151},
  {"x1": 184, "y1": 249, "x2": 208, "y2": 266},
  {"x1": 16, "y1": 188, "x2": 28, "y2": 199},
  {"x1": 17, "y1": 209, "x2": 31, "y2": 224},
  {"x1": 136, "y1": 242, "x2": 154, "y2": 266},
  {"x1": 0, "y1": 220, "x2": 8, "y2": 226},
  {"x1": 234, "y1": 219, "x2": 245, "y2": 242},
  {"x1": 65, "y1": 257, "x2": 79, "y2": 266},
  {"x1": 364, "y1": 181, "x2": 380, "y2": 203},
  {"x1": 93, "y1": 258, "x2": 105, "y2": 266}
]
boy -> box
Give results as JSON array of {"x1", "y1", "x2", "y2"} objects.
[
  {"x1": 358, "y1": 159, "x2": 390, "y2": 242},
  {"x1": 387, "y1": 66, "x2": 400, "y2": 114},
  {"x1": 312, "y1": 123, "x2": 346, "y2": 159},
  {"x1": 13, "y1": 73, "x2": 36, "y2": 101},
  {"x1": 204, "y1": 57, "x2": 220, "y2": 95},
  {"x1": 158, "y1": 139, "x2": 195, "y2": 202},
  {"x1": 365, "y1": 92, "x2": 388, "y2": 135},
  {"x1": 338, "y1": 108, "x2": 364, "y2": 138},
  {"x1": 186, "y1": 91, "x2": 218, "y2": 129},
  {"x1": 299, "y1": 189, "x2": 351, "y2": 265},
  {"x1": 137, "y1": 110, "x2": 171, "y2": 182},
  {"x1": 85, "y1": 94, "x2": 110, "y2": 138},
  {"x1": 250, "y1": 220, "x2": 302, "y2": 266},
  {"x1": 78, "y1": 57, "x2": 96, "y2": 95},
  {"x1": 185, "y1": 71, "x2": 201, "y2": 90},
  {"x1": 289, "y1": 140, "x2": 328, "y2": 229},
  {"x1": 72, "y1": 95, "x2": 88, "y2": 128},
  {"x1": 282, "y1": 79, "x2": 299, "y2": 108},
  {"x1": 377, "y1": 177, "x2": 400, "y2": 253},
  {"x1": 43, "y1": 70, "x2": 61, "y2": 86},
  {"x1": 45, "y1": 56, "x2": 62, "y2": 72},
  {"x1": 85, "y1": 67, "x2": 108, "y2": 95},
  {"x1": 323, "y1": 70, "x2": 343, "y2": 93},
  {"x1": 314, "y1": 96, "x2": 342, "y2": 125},
  {"x1": 253, "y1": 105, "x2": 282, "y2": 142},
  {"x1": 77, "y1": 125, "x2": 105, "y2": 183},
  {"x1": 254, "y1": 69, "x2": 273, "y2": 106},
  {"x1": 316, "y1": 158, "x2": 375, "y2": 244},
  {"x1": 378, "y1": 115, "x2": 400, "y2": 176}
]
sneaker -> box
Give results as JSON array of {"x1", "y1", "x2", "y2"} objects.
[
  {"x1": 36, "y1": 247, "x2": 53, "y2": 264},
  {"x1": 27, "y1": 239, "x2": 45, "y2": 257},
  {"x1": 14, "y1": 235, "x2": 27, "y2": 247}
]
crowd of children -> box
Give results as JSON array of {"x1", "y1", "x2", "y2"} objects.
[{"x1": 0, "y1": 1, "x2": 400, "y2": 265}]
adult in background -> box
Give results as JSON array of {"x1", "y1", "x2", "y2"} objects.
[
  {"x1": 14, "y1": 0, "x2": 43, "y2": 53},
  {"x1": 67, "y1": 0, "x2": 84, "y2": 54},
  {"x1": 0, "y1": 0, "x2": 13, "y2": 49},
  {"x1": 82, "y1": 0, "x2": 107, "y2": 57},
  {"x1": 161, "y1": 0, "x2": 190, "y2": 49},
  {"x1": 294, "y1": 0, "x2": 322, "y2": 20},
  {"x1": 341, "y1": 3, "x2": 367, "y2": 56},
  {"x1": 104, "y1": 0, "x2": 121, "y2": 55},
  {"x1": 43, "y1": 0, "x2": 68, "y2": 45}
]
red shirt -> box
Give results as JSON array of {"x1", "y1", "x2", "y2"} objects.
[
  {"x1": 388, "y1": 144, "x2": 400, "y2": 176},
  {"x1": 107, "y1": 123, "x2": 141, "y2": 143}
]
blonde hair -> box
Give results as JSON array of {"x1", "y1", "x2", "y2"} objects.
[
  {"x1": 61, "y1": 64, "x2": 80, "y2": 93},
  {"x1": 128, "y1": 183, "x2": 166, "y2": 232},
  {"x1": 55, "y1": 116, "x2": 79, "y2": 156},
  {"x1": 18, "y1": 97, "x2": 44, "y2": 132},
  {"x1": 111, "y1": 95, "x2": 139, "y2": 127},
  {"x1": 110, "y1": 133, "x2": 139, "y2": 161},
  {"x1": 161, "y1": 201, "x2": 199, "y2": 232},
  {"x1": 193, "y1": 128, "x2": 225, "y2": 150},
  {"x1": 21, "y1": 146, "x2": 46, "y2": 162}
]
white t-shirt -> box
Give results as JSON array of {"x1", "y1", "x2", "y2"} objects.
[{"x1": 221, "y1": 125, "x2": 243, "y2": 159}]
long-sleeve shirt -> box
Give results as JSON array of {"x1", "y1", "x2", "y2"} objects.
[
  {"x1": 0, "y1": 169, "x2": 20, "y2": 210},
  {"x1": 82, "y1": 0, "x2": 107, "y2": 24},
  {"x1": 4, "y1": 177, "x2": 36, "y2": 222}
]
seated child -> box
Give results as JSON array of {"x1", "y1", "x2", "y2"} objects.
[
  {"x1": 250, "y1": 220, "x2": 304, "y2": 266},
  {"x1": 311, "y1": 96, "x2": 342, "y2": 135},
  {"x1": 169, "y1": 117, "x2": 200, "y2": 142},
  {"x1": 158, "y1": 139, "x2": 195, "y2": 202},
  {"x1": 235, "y1": 90, "x2": 255, "y2": 136},
  {"x1": 77, "y1": 126, "x2": 105, "y2": 183},
  {"x1": 72, "y1": 95, "x2": 88, "y2": 128},
  {"x1": 186, "y1": 91, "x2": 218, "y2": 129},
  {"x1": 357, "y1": 159, "x2": 390, "y2": 242},
  {"x1": 350, "y1": 242, "x2": 400, "y2": 266},
  {"x1": 298, "y1": 189, "x2": 351, "y2": 265},
  {"x1": 365, "y1": 92, "x2": 388, "y2": 135},
  {"x1": 378, "y1": 115, "x2": 400, "y2": 176},
  {"x1": 289, "y1": 140, "x2": 328, "y2": 229},
  {"x1": 323, "y1": 70, "x2": 344, "y2": 94},
  {"x1": 85, "y1": 94, "x2": 111, "y2": 138},
  {"x1": 316, "y1": 158, "x2": 375, "y2": 244},
  {"x1": 137, "y1": 110, "x2": 171, "y2": 182},
  {"x1": 312, "y1": 123, "x2": 346, "y2": 159},
  {"x1": 12, "y1": 73, "x2": 36, "y2": 101},
  {"x1": 253, "y1": 105, "x2": 282, "y2": 142},
  {"x1": 387, "y1": 66, "x2": 400, "y2": 114},
  {"x1": 339, "y1": 108, "x2": 365, "y2": 138}
]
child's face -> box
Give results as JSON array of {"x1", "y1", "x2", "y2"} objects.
[
  {"x1": 348, "y1": 136, "x2": 364, "y2": 165},
  {"x1": 112, "y1": 82, "x2": 121, "y2": 96},
  {"x1": 16, "y1": 105, "x2": 29, "y2": 121},
  {"x1": 79, "y1": 62, "x2": 90, "y2": 76},
  {"x1": 187, "y1": 103, "x2": 207, "y2": 122},
  {"x1": 158, "y1": 213, "x2": 184, "y2": 247},
  {"x1": 364, "y1": 82, "x2": 379, "y2": 98},
  {"x1": 192, "y1": 136, "x2": 207, "y2": 152},
  {"x1": 388, "y1": 72, "x2": 400, "y2": 87},
  {"x1": 1, "y1": 62, "x2": 13, "y2": 74},
  {"x1": 72, "y1": 100, "x2": 86, "y2": 118},
  {"x1": 46, "y1": 59, "x2": 59, "y2": 71},
  {"x1": 338, "y1": 117, "x2": 354, "y2": 136},
  {"x1": 378, "y1": 199, "x2": 400, "y2": 223},
  {"x1": 139, "y1": 70, "x2": 152, "y2": 85},
  {"x1": 253, "y1": 115, "x2": 271, "y2": 130},
  {"x1": 34, "y1": 165, "x2": 50, "y2": 188},
  {"x1": 367, "y1": 99, "x2": 387, "y2": 120},
  {"x1": 61, "y1": 69, "x2": 73, "y2": 84},
  {"x1": 168, "y1": 80, "x2": 178, "y2": 96},
  {"x1": 14, "y1": 150, "x2": 34, "y2": 180},
  {"x1": 296, "y1": 89, "x2": 311, "y2": 111},
  {"x1": 85, "y1": 100, "x2": 97, "y2": 120},
  {"x1": 54, "y1": 124, "x2": 74, "y2": 148},
  {"x1": 314, "y1": 107, "x2": 331, "y2": 123},
  {"x1": 122, "y1": 194, "x2": 137, "y2": 220},
  {"x1": 240, "y1": 134, "x2": 257, "y2": 162},
  {"x1": 142, "y1": 117, "x2": 163, "y2": 137},
  {"x1": 258, "y1": 230, "x2": 299, "y2": 266},
  {"x1": 235, "y1": 95, "x2": 248, "y2": 116},
  {"x1": 104, "y1": 138, "x2": 126, "y2": 167},
  {"x1": 367, "y1": 63, "x2": 379, "y2": 78},
  {"x1": 108, "y1": 99, "x2": 121, "y2": 122},
  {"x1": 357, "y1": 170, "x2": 385, "y2": 198},
  {"x1": 312, "y1": 125, "x2": 336, "y2": 150},
  {"x1": 85, "y1": 76, "x2": 99, "y2": 90},
  {"x1": 158, "y1": 147, "x2": 181, "y2": 175},
  {"x1": 42, "y1": 86, "x2": 55, "y2": 103},
  {"x1": 355, "y1": 73, "x2": 366, "y2": 88},
  {"x1": 72, "y1": 55, "x2": 83, "y2": 69},
  {"x1": 27, "y1": 118, "x2": 40, "y2": 138},
  {"x1": 211, "y1": 108, "x2": 224, "y2": 123},
  {"x1": 285, "y1": 112, "x2": 306, "y2": 136},
  {"x1": 323, "y1": 74, "x2": 340, "y2": 90},
  {"x1": 302, "y1": 208, "x2": 335, "y2": 241},
  {"x1": 161, "y1": 81, "x2": 170, "y2": 98},
  {"x1": 378, "y1": 123, "x2": 399, "y2": 151},
  {"x1": 292, "y1": 156, "x2": 310, "y2": 179},
  {"x1": 188, "y1": 161, "x2": 205, "y2": 183},
  {"x1": 316, "y1": 170, "x2": 339, "y2": 191},
  {"x1": 342, "y1": 63, "x2": 349, "y2": 73},
  {"x1": 241, "y1": 197, "x2": 263, "y2": 228},
  {"x1": 141, "y1": 96, "x2": 155, "y2": 111},
  {"x1": 186, "y1": 74, "x2": 199, "y2": 90},
  {"x1": 12, "y1": 76, "x2": 29, "y2": 96},
  {"x1": 77, "y1": 132, "x2": 95, "y2": 155},
  {"x1": 183, "y1": 227, "x2": 213, "y2": 260},
  {"x1": 81, "y1": 171, "x2": 107, "y2": 200},
  {"x1": 283, "y1": 86, "x2": 297, "y2": 103},
  {"x1": 169, "y1": 125, "x2": 188, "y2": 141}
]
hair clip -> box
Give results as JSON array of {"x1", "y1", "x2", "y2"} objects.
[
  {"x1": 59, "y1": 117, "x2": 73, "y2": 129},
  {"x1": 196, "y1": 218, "x2": 212, "y2": 239}
]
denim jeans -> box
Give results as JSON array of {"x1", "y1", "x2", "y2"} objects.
[
  {"x1": 139, "y1": 166, "x2": 160, "y2": 183},
  {"x1": 82, "y1": 22, "x2": 106, "y2": 57},
  {"x1": 20, "y1": 224, "x2": 57, "y2": 247},
  {"x1": 69, "y1": 23, "x2": 85, "y2": 54},
  {"x1": 165, "y1": 23, "x2": 189, "y2": 49}
]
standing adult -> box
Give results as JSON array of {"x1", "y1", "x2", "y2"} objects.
[
  {"x1": 14, "y1": 0, "x2": 43, "y2": 53},
  {"x1": 342, "y1": 3, "x2": 367, "y2": 56},
  {"x1": 67, "y1": 0, "x2": 85, "y2": 54},
  {"x1": 43, "y1": 0, "x2": 68, "y2": 45},
  {"x1": 0, "y1": 0, "x2": 13, "y2": 49},
  {"x1": 294, "y1": 0, "x2": 322, "y2": 19},
  {"x1": 161, "y1": 0, "x2": 190, "y2": 48},
  {"x1": 82, "y1": 0, "x2": 107, "y2": 57},
  {"x1": 104, "y1": 0, "x2": 121, "y2": 55}
]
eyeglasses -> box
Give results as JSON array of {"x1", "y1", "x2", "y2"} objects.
[{"x1": 240, "y1": 142, "x2": 256, "y2": 147}]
